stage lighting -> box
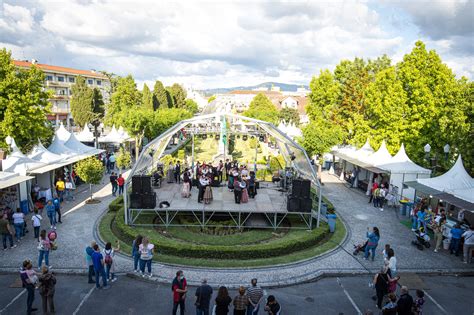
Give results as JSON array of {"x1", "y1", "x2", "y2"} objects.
[
  {"x1": 243, "y1": 135, "x2": 248, "y2": 141},
  {"x1": 215, "y1": 135, "x2": 220, "y2": 140},
  {"x1": 202, "y1": 134, "x2": 207, "y2": 140},
  {"x1": 237, "y1": 135, "x2": 241, "y2": 139},
  {"x1": 259, "y1": 135, "x2": 265, "y2": 142}
]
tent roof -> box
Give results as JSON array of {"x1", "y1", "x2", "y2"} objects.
[
  {"x1": 47, "y1": 136, "x2": 76, "y2": 157},
  {"x1": 76, "y1": 124, "x2": 94, "y2": 142},
  {"x1": 0, "y1": 172, "x2": 34, "y2": 189},
  {"x1": 55, "y1": 123, "x2": 71, "y2": 143},
  {"x1": 129, "y1": 113, "x2": 319, "y2": 186},
  {"x1": 365, "y1": 140, "x2": 392, "y2": 165},
  {"x1": 64, "y1": 133, "x2": 98, "y2": 154},
  {"x1": 28, "y1": 141, "x2": 64, "y2": 163},
  {"x1": 378, "y1": 144, "x2": 431, "y2": 175},
  {"x1": 99, "y1": 125, "x2": 125, "y2": 143},
  {"x1": 452, "y1": 187, "x2": 474, "y2": 204},
  {"x1": 3, "y1": 139, "x2": 46, "y2": 174},
  {"x1": 417, "y1": 155, "x2": 474, "y2": 192}
]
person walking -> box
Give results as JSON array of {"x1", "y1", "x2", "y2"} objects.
[
  {"x1": 172, "y1": 270, "x2": 188, "y2": 315},
  {"x1": 364, "y1": 227, "x2": 380, "y2": 261},
  {"x1": 462, "y1": 225, "x2": 474, "y2": 263},
  {"x1": 195, "y1": 278, "x2": 213, "y2": 315},
  {"x1": 233, "y1": 286, "x2": 249, "y2": 315},
  {"x1": 109, "y1": 152, "x2": 116, "y2": 171},
  {"x1": 45, "y1": 200, "x2": 56, "y2": 229},
  {"x1": 1, "y1": 213, "x2": 16, "y2": 250},
  {"x1": 31, "y1": 209, "x2": 42, "y2": 241},
  {"x1": 38, "y1": 265, "x2": 56, "y2": 314},
  {"x1": 215, "y1": 286, "x2": 232, "y2": 315},
  {"x1": 132, "y1": 234, "x2": 143, "y2": 272},
  {"x1": 139, "y1": 237, "x2": 154, "y2": 277},
  {"x1": 91, "y1": 244, "x2": 109, "y2": 289},
  {"x1": 396, "y1": 286, "x2": 414, "y2": 315},
  {"x1": 85, "y1": 241, "x2": 96, "y2": 283},
  {"x1": 110, "y1": 172, "x2": 118, "y2": 197},
  {"x1": 38, "y1": 229, "x2": 51, "y2": 269},
  {"x1": 386, "y1": 248, "x2": 397, "y2": 277},
  {"x1": 246, "y1": 278, "x2": 264, "y2": 315},
  {"x1": 20, "y1": 260, "x2": 38, "y2": 315},
  {"x1": 53, "y1": 195, "x2": 62, "y2": 224},
  {"x1": 12, "y1": 207, "x2": 25, "y2": 242},
  {"x1": 103, "y1": 241, "x2": 120, "y2": 282},
  {"x1": 117, "y1": 174, "x2": 125, "y2": 195},
  {"x1": 372, "y1": 266, "x2": 390, "y2": 309}
]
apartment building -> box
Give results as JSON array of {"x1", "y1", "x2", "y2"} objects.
[{"x1": 13, "y1": 59, "x2": 111, "y2": 128}]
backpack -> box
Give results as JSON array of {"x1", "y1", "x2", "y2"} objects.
[{"x1": 104, "y1": 250, "x2": 113, "y2": 265}]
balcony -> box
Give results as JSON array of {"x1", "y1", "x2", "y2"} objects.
[
  {"x1": 50, "y1": 95, "x2": 70, "y2": 100},
  {"x1": 45, "y1": 80, "x2": 70, "y2": 88},
  {"x1": 51, "y1": 103, "x2": 70, "y2": 114}
]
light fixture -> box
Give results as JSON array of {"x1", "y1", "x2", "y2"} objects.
[
  {"x1": 443, "y1": 144, "x2": 450, "y2": 160},
  {"x1": 259, "y1": 135, "x2": 265, "y2": 142},
  {"x1": 5, "y1": 136, "x2": 12, "y2": 146},
  {"x1": 424, "y1": 143, "x2": 431, "y2": 160},
  {"x1": 242, "y1": 135, "x2": 248, "y2": 141}
]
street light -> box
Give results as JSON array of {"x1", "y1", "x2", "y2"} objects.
[
  {"x1": 423, "y1": 143, "x2": 431, "y2": 160},
  {"x1": 443, "y1": 144, "x2": 450, "y2": 160},
  {"x1": 5, "y1": 136, "x2": 12, "y2": 147}
]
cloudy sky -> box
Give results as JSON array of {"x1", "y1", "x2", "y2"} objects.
[{"x1": 1, "y1": 0, "x2": 473, "y2": 89}]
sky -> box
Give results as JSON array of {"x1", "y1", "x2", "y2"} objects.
[{"x1": 0, "y1": 0, "x2": 473, "y2": 90}]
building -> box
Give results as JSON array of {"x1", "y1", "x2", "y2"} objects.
[{"x1": 13, "y1": 59, "x2": 111, "y2": 128}]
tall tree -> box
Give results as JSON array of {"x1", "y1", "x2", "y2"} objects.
[
  {"x1": 106, "y1": 75, "x2": 141, "y2": 125},
  {"x1": 307, "y1": 69, "x2": 338, "y2": 122},
  {"x1": 142, "y1": 83, "x2": 153, "y2": 111},
  {"x1": 168, "y1": 83, "x2": 187, "y2": 108},
  {"x1": 0, "y1": 48, "x2": 53, "y2": 152},
  {"x1": 70, "y1": 76, "x2": 104, "y2": 129},
  {"x1": 244, "y1": 93, "x2": 279, "y2": 124},
  {"x1": 278, "y1": 107, "x2": 300, "y2": 125},
  {"x1": 119, "y1": 107, "x2": 153, "y2": 160},
  {"x1": 184, "y1": 99, "x2": 199, "y2": 114},
  {"x1": 152, "y1": 80, "x2": 169, "y2": 109}
]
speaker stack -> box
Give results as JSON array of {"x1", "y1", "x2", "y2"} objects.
[
  {"x1": 287, "y1": 179, "x2": 312, "y2": 212},
  {"x1": 131, "y1": 175, "x2": 156, "y2": 209}
]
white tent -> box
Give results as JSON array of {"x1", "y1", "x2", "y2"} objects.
[
  {"x1": 64, "y1": 133, "x2": 97, "y2": 154},
  {"x1": 0, "y1": 171, "x2": 34, "y2": 190},
  {"x1": 118, "y1": 126, "x2": 132, "y2": 141},
  {"x1": 28, "y1": 141, "x2": 64, "y2": 163},
  {"x1": 47, "y1": 136, "x2": 76, "y2": 158},
  {"x1": 55, "y1": 123, "x2": 72, "y2": 143},
  {"x1": 76, "y1": 124, "x2": 94, "y2": 142},
  {"x1": 353, "y1": 139, "x2": 374, "y2": 160},
  {"x1": 99, "y1": 125, "x2": 125, "y2": 143},
  {"x1": 452, "y1": 187, "x2": 474, "y2": 204},
  {"x1": 365, "y1": 140, "x2": 392, "y2": 166},
  {"x1": 2, "y1": 139, "x2": 46, "y2": 174}
]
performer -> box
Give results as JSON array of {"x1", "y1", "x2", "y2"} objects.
[
  {"x1": 166, "y1": 162, "x2": 174, "y2": 183},
  {"x1": 174, "y1": 161, "x2": 181, "y2": 184},
  {"x1": 198, "y1": 175, "x2": 208, "y2": 203},
  {"x1": 203, "y1": 182, "x2": 213, "y2": 204},
  {"x1": 248, "y1": 171, "x2": 256, "y2": 198},
  {"x1": 181, "y1": 170, "x2": 191, "y2": 198},
  {"x1": 233, "y1": 176, "x2": 242, "y2": 204},
  {"x1": 224, "y1": 159, "x2": 231, "y2": 181},
  {"x1": 240, "y1": 180, "x2": 249, "y2": 203},
  {"x1": 217, "y1": 160, "x2": 224, "y2": 182}
]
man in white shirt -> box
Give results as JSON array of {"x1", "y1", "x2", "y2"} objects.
[
  {"x1": 198, "y1": 175, "x2": 208, "y2": 203},
  {"x1": 31, "y1": 209, "x2": 42, "y2": 241},
  {"x1": 462, "y1": 225, "x2": 474, "y2": 263}
]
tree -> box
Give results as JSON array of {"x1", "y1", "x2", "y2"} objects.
[
  {"x1": 301, "y1": 119, "x2": 343, "y2": 158},
  {"x1": 307, "y1": 70, "x2": 338, "y2": 122},
  {"x1": 152, "y1": 108, "x2": 193, "y2": 137},
  {"x1": 184, "y1": 99, "x2": 199, "y2": 114},
  {"x1": 152, "y1": 80, "x2": 169, "y2": 109},
  {"x1": 208, "y1": 95, "x2": 216, "y2": 103},
  {"x1": 244, "y1": 93, "x2": 279, "y2": 124},
  {"x1": 168, "y1": 83, "x2": 187, "y2": 108},
  {"x1": 279, "y1": 107, "x2": 300, "y2": 125},
  {"x1": 105, "y1": 75, "x2": 141, "y2": 124},
  {"x1": 142, "y1": 83, "x2": 153, "y2": 111},
  {"x1": 119, "y1": 107, "x2": 154, "y2": 161},
  {"x1": 0, "y1": 48, "x2": 53, "y2": 152},
  {"x1": 74, "y1": 157, "x2": 104, "y2": 202},
  {"x1": 116, "y1": 146, "x2": 132, "y2": 171}
]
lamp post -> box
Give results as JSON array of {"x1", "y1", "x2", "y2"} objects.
[
  {"x1": 423, "y1": 143, "x2": 431, "y2": 161},
  {"x1": 443, "y1": 144, "x2": 450, "y2": 161}
]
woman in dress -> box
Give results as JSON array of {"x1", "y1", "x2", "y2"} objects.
[
  {"x1": 166, "y1": 162, "x2": 174, "y2": 183},
  {"x1": 203, "y1": 175, "x2": 213, "y2": 204},
  {"x1": 181, "y1": 171, "x2": 191, "y2": 198},
  {"x1": 240, "y1": 180, "x2": 249, "y2": 203},
  {"x1": 227, "y1": 169, "x2": 235, "y2": 191}
]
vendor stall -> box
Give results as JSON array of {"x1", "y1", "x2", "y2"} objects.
[{"x1": 0, "y1": 171, "x2": 34, "y2": 213}]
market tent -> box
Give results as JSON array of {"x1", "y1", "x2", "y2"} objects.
[
  {"x1": 55, "y1": 123, "x2": 72, "y2": 143},
  {"x1": 2, "y1": 139, "x2": 46, "y2": 174},
  {"x1": 47, "y1": 136, "x2": 76, "y2": 158},
  {"x1": 365, "y1": 140, "x2": 392, "y2": 166},
  {"x1": 353, "y1": 139, "x2": 374, "y2": 160},
  {"x1": 64, "y1": 133, "x2": 101, "y2": 155},
  {"x1": 0, "y1": 171, "x2": 34, "y2": 190},
  {"x1": 118, "y1": 126, "x2": 132, "y2": 141},
  {"x1": 28, "y1": 141, "x2": 64, "y2": 163},
  {"x1": 99, "y1": 125, "x2": 124, "y2": 143},
  {"x1": 76, "y1": 124, "x2": 94, "y2": 142},
  {"x1": 452, "y1": 187, "x2": 474, "y2": 204}
]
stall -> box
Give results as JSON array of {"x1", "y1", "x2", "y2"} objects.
[
  {"x1": 0, "y1": 171, "x2": 34, "y2": 213},
  {"x1": 75, "y1": 124, "x2": 95, "y2": 146}
]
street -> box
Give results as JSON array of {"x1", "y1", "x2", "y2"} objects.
[{"x1": 0, "y1": 273, "x2": 472, "y2": 314}]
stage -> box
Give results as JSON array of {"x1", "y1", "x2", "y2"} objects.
[{"x1": 127, "y1": 181, "x2": 318, "y2": 229}]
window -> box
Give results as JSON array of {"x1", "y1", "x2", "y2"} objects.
[
  {"x1": 96, "y1": 80, "x2": 101, "y2": 86},
  {"x1": 46, "y1": 75, "x2": 53, "y2": 81},
  {"x1": 68, "y1": 77, "x2": 75, "y2": 83},
  {"x1": 69, "y1": 90, "x2": 73, "y2": 95},
  {"x1": 87, "y1": 79, "x2": 94, "y2": 85},
  {"x1": 57, "y1": 76, "x2": 65, "y2": 82}
]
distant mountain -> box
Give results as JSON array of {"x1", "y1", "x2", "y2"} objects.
[{"x1": 200, "y1": 82, "x2": 308, "y2": 96}]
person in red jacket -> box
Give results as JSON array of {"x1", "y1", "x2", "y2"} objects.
[{"x1": 117, "y1": 174, "x2": 125, "y2": 195}]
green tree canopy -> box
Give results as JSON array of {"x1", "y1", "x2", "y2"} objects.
[
  {"x1": 278, "y1": 107, "x2": 300, "y2": 125},
  {"x1": 152, "y1": 80, "x2": 169, "y2": 109},
  {"x1": 244, "y1": 93, "x2": 279, "y2": 124},
  {"x1": 70, "y1": 76, "x2": 104, "y2": 128},
  {"x1": 152, "y1": 108, "x2": 193, "y2": 136},
  {"x1": 106, "y1": 75, "x2": 141, "y2": 124},
  {"x1": 168, "y1": 83, "x2": 187, "y2": 108},
  {"x1": 301, "y1": 119, "x2": 343, "y2": 158},
  {"x1": 0, "y1": 48, "x2": 53, "y2": 152},
  {"x1": 74, "y1": 157, "x2": 104, "y2": 200},
  {"x1": 142, "y1": 83, "x2": 153, "y2": 111},
  {"x1": 116, "y1": 146, "x2": 132, "y2": 171},
  {"x1": 184, "y1": 99, "x2": 199, "y2": 114}
]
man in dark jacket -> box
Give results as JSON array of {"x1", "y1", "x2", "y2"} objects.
[
  {"x1": 397, "y1": 286, "x2": 414, "y2": 315},
  {"x1": 20, "y1": 260, "x2": 37, "y2": 315}
]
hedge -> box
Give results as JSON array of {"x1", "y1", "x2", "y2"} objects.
[
  {"x1": 112, "y1": 207, "x2": 330, "y2": 260},
  {"x1": 108, "y1": 196, "x2": 124, "y2": 212}
]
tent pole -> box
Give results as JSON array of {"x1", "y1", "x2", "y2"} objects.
[
  {"x1": 400, "y1": 173, "x2": 405, "y2": 200},
  {"x1": 124, "y1": 182, "x2": 128, "y2": 225},
  {"x1": 191, "y1": 133, "x2": 195, "y2": 171},
  {"x1": 317, "y1": 183, "x2": 322, "y2": 228}
]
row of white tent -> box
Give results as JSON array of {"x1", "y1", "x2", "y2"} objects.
[
  {"x1": 75, "y1": 124, "x2": 133, "y2": 144},
  {"x1": 277, "y1": 122, "x2": 302, "y2": 139},
  {"x1": 332, "y1": 140, "x2": 474, "y2": 209}
]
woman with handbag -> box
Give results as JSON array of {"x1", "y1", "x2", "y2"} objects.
[
  {"x1": 138, "y1": 237, "x2": 154, "y2": 278},
  {"x1": 373, "y1": 266, "x2": 391, "y2": 309},
  {"x1": 37, "y1": 230, "x2": 51, "y2": 269}
]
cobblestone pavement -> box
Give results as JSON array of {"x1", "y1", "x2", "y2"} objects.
[{"x1": 1, "y1": 172, "x2": 472, "y2": 288}]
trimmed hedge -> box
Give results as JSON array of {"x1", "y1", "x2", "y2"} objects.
[
  {"x1": 108, "y1": 196, "x2": 124, "y2": 212},
  {"x1": 112, "y1": 207, "x2": 330, "y2": 260}
]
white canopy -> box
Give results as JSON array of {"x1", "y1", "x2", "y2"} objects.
[
  {"x1": 28, "y1": 141, "x2": 64, "y2": 163},
  {"x1": 3, "y1": 139, "x2": 46, "y2": 174},
  {"x1": 354, "y1": 139, "x2": 374, "y2": 159},
  {"x1": 365, "y1": 140, "x2": 392, "y2": 165},
  {"x1": 55, "y1": 123, "x2": 72, "y2": 143},
  {"x1": 417, "y1": 155, "x2": 474, "y2": 192},
  {"x1": 277, "y1": 122, "x2": 302, "y2": 139},
  {"x1": 47, "y1": 136, "x2": 76, "y2": 158},
  {"x1": 99, "y1": 125, "x2": 125, "y2": 143},
  {"x1": 64, "y1": 133, "x2": 97, "y2": 154},
  {"x1": 118, "y1": 126, "x2": 131, "y2": 140},
  {"x1": 452, "y1": 187, "x2": 474, "y2": 204},
  {"x1": 76, "y1": 124, "x2": 94, "y2": 142},
  {"x1": 379, "y1": 144, "x2": 431, "y2": 175},
  {"x1": 0, "y1": 171, "x2": 34, "y2": 189}
]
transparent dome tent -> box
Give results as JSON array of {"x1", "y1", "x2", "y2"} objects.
[{"x1": 125, "y1": 113, "x2": 323, "y2": 229}]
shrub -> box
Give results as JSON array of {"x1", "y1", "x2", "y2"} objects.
[{"x1": 108, "y1": 196, "x2": 124, "y2": 212}]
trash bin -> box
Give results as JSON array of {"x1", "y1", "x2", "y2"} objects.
[
  {"x1": 20, "y1": 200, "x2": 29, "y2": 215},
  {"x1": 327, "y1": 214, "x2": 337, "y2": 233},
  {"x1": 400, "y1": 204, "x2": 407, "y2": 216},
  {"x1": 443, "y1": 238, "x2": 450, "y2": 250}
]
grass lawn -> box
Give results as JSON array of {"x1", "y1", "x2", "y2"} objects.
[{"x1": 99, "y1": 212, "x2": 346, "y2": 268}]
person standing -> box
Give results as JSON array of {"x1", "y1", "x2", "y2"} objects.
[
  {"x1": 20, "y1": 260, "x2": 38, "y2": 315},
  {"x1": 225, "y1": 159, "x2": 231, "y2": 181},
  {"x1": 364, "y1": 227, "x2": 380, "y2": 261},
  {"x1": 381, "y1": 293, "x2": 397, "y2": 314},
  {"x1": 215, "y1": 286, "x2": 232, "y2": 315},
  {"x1": 368, "y1": 181, "x2": 379, "y2": 204},
  {"x1": 198, "y1": 175, "x2": 208, "y2": 203},
  {"x1": 132, "y1": 235, "x2": 143, "y2": 272},
  {"x1": 12, "y1": 208, "x2": 25, "y2": 242},
  {"x1": 413, "y1": 290, "x2": 425, "y2": 315},
  {"x1": 53, "y1": 195, "x2": 62, "y2": 224},
  {"x1": 175, "y1": 161, "x2": 181, "y2": 184},
  {"x1": 45, "y1": 200, "x2": 56, "y2": 229},
  {"x1": 234, "y1": 177, "x2": 242, "y2": 204},
  {"x1": 449, "y1": 223, "x2": 463, "y2": 256},
  {"x1": 372, "y1": 266, "x2": 390, "y2": 309},
  {"x1": 91, "y1": 244, "x2": 109, "y2": 289},
  {"x1": 433, "y1": 212, "x2": 446, "y2": 253},
  {"x1": 117, "y1": 174, "x2": 125, "y2": 195},
  {"x1": 103, "y1": 241, "x2": 120, "y2": 282},
  {"x1": 462, "y1": 225, "x2": 474, "y2": 263},
  {"x1": 65, "y1": 177, "x2": 74, "y2": 201},
  {"x1": 241, "y1": 180, "x2": 249, "y2": 204},
  {"x1": 85, "y1": 241, "x2": 96, "y2": 283},
  {"x1": 110, "y1": 172, "x2": 118, "y2": 197},
  {"x1": 172, "y1": 270, "x2": 188, "y2": 315},
  {"x1": 246, "y1": 278, "x2": 264, "y2": 315},
  {"x1": 182, "y1": 171, "x2": 191, "y2": 198},
  {"x1": 1, "y1": 213, "x2": 16, "y2": 250},
  {"x1": 38, "y1": 229, "x2": 51, "y2": 269},
  {"x1": 195, "y1": 278, "x2": 213, "y2": 315},
  {"x1": 109, "y1": 153, "x2": 116, "y2": 171},
  {"x1": 248, "y1": 172, "x2": 256, "y2": 198},
  {"x1": 38, "y1": 265, "x2": 56, "y2": 314},
  {"x1": 167, "y1": 162, "x2": 175, "y2": 183},
  {"x1": 139, "y1": 237, "x2": 154, "y2": 277},
  {"x1": 396, "y1": 286, "x2": 414, "y2": 315},
  {"x1": 233, "y1": 286, "x2": 249, "y2": 315},
  {"x1": 263, "y1": 295, "x2": 281, "y2": 315},
  {"x1": 386, "y1": 248, "x2": 397, "y2": 277},
  {"x1": 55, "y1": 178, "x2": 65, "y2": 202}
]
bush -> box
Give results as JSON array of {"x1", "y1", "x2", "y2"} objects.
[
  {"x1": 109, "y1": 196, "x2": 124, "y2": 212},
  {"x1": 113, "y1": 207, "x2": 329, "y2": 260}
]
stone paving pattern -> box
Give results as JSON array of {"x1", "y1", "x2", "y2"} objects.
[{"x1": 1, "y1": 172, "x2": 472, "y2": 288}]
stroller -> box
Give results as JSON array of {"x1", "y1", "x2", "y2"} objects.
[
  {"x1": 353, "y1": 240, "x2": 368, "y2": 255},
  {"x1": 411, "y1": 228, "x2": 431, "y2": 250}
]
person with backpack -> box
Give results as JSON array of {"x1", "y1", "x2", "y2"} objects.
[
  {"x1": 38, "y1": 265, "x2": 56, "y2": 314},
  {"x1": 139, "y1": 237, "x2": 154, "y2": 278},
  {"x1": 37, "y1": 229, "x2": 51, "y2": 269},
  {"x1": 53, "y1": 195, "x2": 62, "y2": 224},
  {"x1": 172, "y1": 270, "x2": 188, "y2": 315},
  {"x1": 31, "y1": 209, "x2": 42, "y2": 242},
  {"x1": 85, "y1": 241, "x2": 96, "y2": 283},
  {"x1": 373, "y1": 266, "x2": 391, "y2": 309},
  {"x1": 103, "y1": 241, "x2": 120, "y2": 282}
]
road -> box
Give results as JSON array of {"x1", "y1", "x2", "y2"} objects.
[{"x1": 0, "y1": 274, "x2": 472, "y2": 314}]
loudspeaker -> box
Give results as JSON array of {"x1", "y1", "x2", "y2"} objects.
[
  {"x1": 130, "y1": 193, "x2": 142, "y2": 208},
  {"x1": 142, "y1": 192, "x2": 157, "y2": 209},
  {"x1": 141, "y1": 175, "x2": 152, "y2": 194},
  {"x1": 132, "y1": 176, "x2": 142, "y2": 194},
  {"x1": 287, "y1": 195, "x2": 300, "y2": 212},
  {"x1": 299, "y1": 197, "x2": 312, "y2": 212},
  {"x1": 292, "y1": 179, "x2": 311, "y2": 198}
]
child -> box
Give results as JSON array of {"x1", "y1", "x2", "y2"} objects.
[
  {"x1": 382, "y1": 244, "x2": 391, "y2": 260},
  {"x1": 25, "y1": 262, "x2": 39, "y2": 287},
  {"x1": 413, "y1": 289, "x2": 425, "y2": 315},
  {"x1": 31, "y1": 209, "x2": 42, "y2": 242}
]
